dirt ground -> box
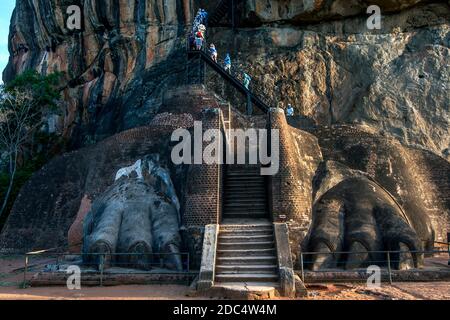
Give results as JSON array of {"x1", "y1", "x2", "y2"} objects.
[
  {"x1": 0, "y1": 282, "x2": 449, "y2": 300},
  {"x1": 1, "y1": 254, "x2": 449, "y2": 300}
]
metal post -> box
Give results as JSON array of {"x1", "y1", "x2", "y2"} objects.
[
  {"x1": 447, "y1": 232, "x2": 450, "y2": 266},
  {"x1": 22, "y1": 254, "x2": 29, "y2": 289},
  {"x1": 387, "y1": 251, "x2": 393, "y2": 285},
  {"x1": 246, "y1": 93, "x2": 252, "y2": 115},
  {"x1": 187, "y1": 253, "x2": 190, "y2": 273},
  {"x1": 231, "y1": 0, "x2": 235, "y2": 31},
  {"x1": 99, "y1": 254, "x2": 104, "y2": 287},
  {"x1": 300, "y1": 253, "x2": 305, "y2": 283}
]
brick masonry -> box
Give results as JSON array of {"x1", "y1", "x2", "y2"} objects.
[{"x1": 267, "y1": 108, "x2": 322, "y2": 263}]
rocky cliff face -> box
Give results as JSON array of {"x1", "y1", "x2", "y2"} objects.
[
  {"x1": 242, "y1": 0, "x2": 434, "y2": 23},
  {"x1": 3, "y1": 0, "x2": 193, "y2": 145},
  {"x1": 3, "y1": 1, "x2": 449, "y2": 158},
  {"x1": 1, "y1": 1, "x2": 448, "y2": 261},
  {"x1": 207, "y1": 2, "x2": 449, "y2": 160}
]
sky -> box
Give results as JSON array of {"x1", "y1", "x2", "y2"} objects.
[{"x1": 0, "y1": 1, "x2": 16, "y2": 84}]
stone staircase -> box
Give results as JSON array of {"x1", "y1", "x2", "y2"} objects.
[
  {"x1": 214, "y1": 223, "x2": 279, "y2": 286},
  {"x1": 222, "y1": 165, "x2": 269, "y2": 220}
]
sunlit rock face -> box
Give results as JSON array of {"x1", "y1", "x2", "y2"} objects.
[
  {"x1": 3, "y1": 0, "x2": 193, "y2": 144},
  {"x1": 207, "y1": 3, "x2": 450, "y2": 160},
  {"x1": 3, "y1": 1, "x2": 449, "y2": 159},
  {"x1": 243, "y1": 0, "x2": 429, "y2": 23}
]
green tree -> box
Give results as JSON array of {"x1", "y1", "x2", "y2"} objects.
[{"x1": 0, "y1": 71, "x2": 62, "y2": 218}]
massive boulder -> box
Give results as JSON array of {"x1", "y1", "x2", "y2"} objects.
[
  {"x1": 3, "y1": 0, "x2": 193, "y2": 144},
  {"x1": 3, "y1": 1, "x2": 448, "y2": 158},
  {"x1": 207, "y1": 3, "x2": 450, "y2": 160},
  {"x1": 241, "y1": 0, "x2": 435, "y2": 24}
]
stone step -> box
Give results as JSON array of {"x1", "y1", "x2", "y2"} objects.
[
  {"x1": 225, "y1": 186, "x2": 265, "y2": 190},
  {"x1": 217, "y1": 248, "x2": 276, "y2": 257},
  {"x1": 225, "y1": 191, "x2": 266, "y2": 197},
  {"x1": 216, "y1": 265, "x2": 278, "y2": 274},
  {"x1": 226, "y1": 180, "x2": 264, "y2": 185},
  {"x1": 223, "y1": 203, "x2": 267, "y2": 208},
  {"x1": 219, "y1": 235, "x2": 273, "y2": 243},
  {"x1": 226, "y1": 174, "x2": 266, "y2": 182},
  {"x1": 224, "y1": 202, "x2": 267, "y2": 208},
  {"x1": 223, "y1": 204, "x2": 267, "y2": 209},
  {"x1": 226, "y1": 170, "x2": 261, "y2": 175},
  {"x1": 220, "y1": 224, "x2": 273, "y2": 231},
  {"x1": 222, "y1": 214, "x2": 269, "y2": 220},
  {"x1": 218, "y1": 241, "x2": 275, "y2": 250},
  {"x1": 226, "y1": 181, "x2": 264, "y2": 185},
  {"x1": 223, "y1": 212, "x2": 269, "y2": 217},
  {"x1": 223, "y1": 210, "x2": 268, "y2": 215},
  {"x1": 223, "y1": 198, "x2": 267, "y2": 203},
  {"x1": 219, "y1": 229, "x2": 274, "y2": 237},
  {"x1": 224, "y1": 204, "x2": 268, "y2": 210},
  {"x1": 216, "y1": 256, "x2": 277, "y2": 265},
  {"x1": 226, "y1": 172, "x2": 261, "y2": 177},
  {"x1": 215, "y1": 273, "x2": 279, "y2": 283},
  {"x1": 224, "y1": 198, "x2": 267, "y2": 203}
]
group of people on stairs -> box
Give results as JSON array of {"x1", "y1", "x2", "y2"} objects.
[{"x1": 188, "y1": 8, "x2": 296, "y2": 116}]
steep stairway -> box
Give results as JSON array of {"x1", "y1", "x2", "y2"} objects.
[
  {"x1": 214, "y1": 223, "x2": 279, "y2": 286},
  {"x1": 208, "y1": 0, "x2": 230, "y2": 26},
  {"x1": 222, "y1": 165, "x2": 269, "y2": 220}
]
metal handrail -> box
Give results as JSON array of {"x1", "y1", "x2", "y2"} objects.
[{"x1": 187, "y1": 36, "x2": 272, "y2": 113}]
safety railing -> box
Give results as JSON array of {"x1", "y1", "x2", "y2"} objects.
[
  {"x1": 297, "y1": 249, "x2": 450, "y2": 285},
  {"x1": 186, "y1": 35, "x2": 272, "y2": 114},
  {"x1": 17, "y1": 250, "x2": 193, "y2": 288}
]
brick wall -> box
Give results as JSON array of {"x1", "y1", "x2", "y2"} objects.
[
  {"x1": 183, "y1": 108, "x2": 223, "y2": 227},
  {"x1": 268, "y1": 108, "x2": 322, "y2": 263},
  {"x1": 268, "y1": 108, "x2": 311, "y2": 225}
]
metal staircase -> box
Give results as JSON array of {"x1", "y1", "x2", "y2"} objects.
[
  {"x1": 187, "y1": 47, "x2": 271, "y2": 114},
  {"x1": 208, "y1": 0, "x2": 242, "y2": 28}
]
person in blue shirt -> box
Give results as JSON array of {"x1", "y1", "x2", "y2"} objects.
[
  {"x1": 243, "y1": 72, "x2": 251, "y2": 89},
  {"x1": 286, "y1": 104, "x2": 294, "y2": 116},
  {"x1": 224, "y1": 54, "x2": 231, "y2": 73},
  {"x1": 200, "y1": 9, "x2": 208, "y2": 25},
  {"x1": 210, "y1": 44, "x2": 218, "y2": 62}
]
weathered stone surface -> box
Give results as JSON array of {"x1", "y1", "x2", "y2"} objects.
[
  {"x1": 294, "y1": 274, "x2": 308, "y2": 298},
  {"x1": 242, "y1": 0, "x2": 433, "y2": 24},
  {"x1": 0, "y1": 123, "x2": 188, "y2": 252},
  {"x1": 274, "y1": 223, "x2": 295, "y2": 297},
  {"x1": 3, "y1": 0, "x2": 193, "y2": 144},
  {"x1": 83, "y1": 155, "x2": 182, "y2": 271},
  {"x1": 208, "y1": 3, "x2": 450, "y2": 160},
  {"x1": 67, "y1": 195, "x2": 92, "y2": 253},
  {"x1": 197, "y1": 224, "x2": 219, "y2": 291},
  {"x1": 1, "y1": 2, "x2": 448, "y2": 277}
]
